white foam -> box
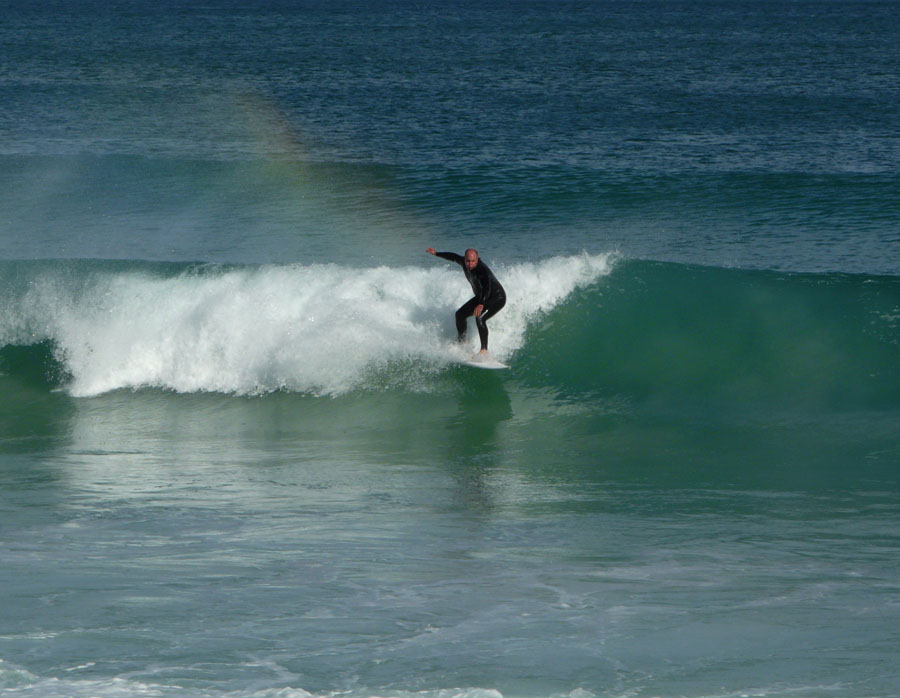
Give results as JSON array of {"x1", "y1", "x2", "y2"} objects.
[
  {"x1": 0, "y1": 662, "x2": 846, "y2": 698},
  {"x1": 5, "y1": 253, "x2": 613, "y2": 397},
  {"x1": 0, "y1": 665, "x2": 601, "y2": 698},
  {"x1": 0, "y1": 658, "x2": 596, "y2": 698}
]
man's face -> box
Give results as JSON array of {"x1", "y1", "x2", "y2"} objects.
[{"x1": 464, "y1": 250, "x2": 478, "y2": 270}]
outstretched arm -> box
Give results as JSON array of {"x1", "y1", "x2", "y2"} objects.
[{"x1": 426, "y1": 248, "x2": 465, "y2": 265}]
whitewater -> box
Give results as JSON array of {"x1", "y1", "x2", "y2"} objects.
[{"x1": 1, "y1": 255, "x2": 612, "y2": 397}]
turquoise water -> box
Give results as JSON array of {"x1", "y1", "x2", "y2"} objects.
[{"x1": 2, "y1": 2, "x2": 900, "y2": 697}]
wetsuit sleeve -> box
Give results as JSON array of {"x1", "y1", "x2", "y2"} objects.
[{"x1": 435, "y1": 251, "x2": 465, "y2": 267}]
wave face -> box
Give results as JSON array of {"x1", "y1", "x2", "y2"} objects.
[
  {"x1": 0, "y1": 255, "x2": 612, "y2": 397},
  {"x1": 2, "y1": 256, "x2": 898, "y2": 414},
  {"x1": 519, "y1": 260, "x2": 900, "y2": 414}
]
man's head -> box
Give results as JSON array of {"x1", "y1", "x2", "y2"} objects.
[{"x1": 464, "y1": 248, "x2": 479, "y2": 271}]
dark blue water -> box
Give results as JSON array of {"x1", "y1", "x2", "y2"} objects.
[
  {"x1": 3, "y1": 0, "x2": 899, "y2": 269},
  {"x1": 2, "y1": 2, "x2": 899, "y2": 697}
]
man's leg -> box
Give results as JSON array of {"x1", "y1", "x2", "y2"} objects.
[
  {"x1": 455, "y1": 297, "x2": 479, "y2": 342},
  {"x1": 474, "y1": 296, "x2": 506, "y2": 351}
]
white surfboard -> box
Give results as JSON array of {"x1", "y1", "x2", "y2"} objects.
[{"x1": 462, "y1": 353, "x2": 509, "y2": 370}]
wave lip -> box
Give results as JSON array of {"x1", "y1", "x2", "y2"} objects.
[{"x1": 0, "y1": 254, "x2": 613, "y2": 397}]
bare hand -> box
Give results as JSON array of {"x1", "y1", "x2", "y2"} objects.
[
  {"x1": 474, "y1": 304, "x2": 484, "y2": 318},
  {"x1": 426, "y1": 247, "x2": 436, "y2": 255}
]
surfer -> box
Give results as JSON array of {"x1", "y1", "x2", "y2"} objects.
[{"x1": 426, "y1": 247, "x2": 506, "y2": 353}]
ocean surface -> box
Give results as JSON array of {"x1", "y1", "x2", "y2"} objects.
[{"x1": 2, "y1": 1, "x2": 899, "y2": 697}]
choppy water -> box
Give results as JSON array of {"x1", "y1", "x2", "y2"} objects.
[{"x1": 2, "y1": 1, "x2": 899, "y2": 697}]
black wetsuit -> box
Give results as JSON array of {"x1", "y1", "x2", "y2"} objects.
[{"x1": 435, "y1": 252, "x2": 507, "y2": 351}]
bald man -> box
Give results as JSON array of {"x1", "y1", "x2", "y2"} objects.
[{"x1": 427, "y1": 247, "x2": 506, "y2": 353}]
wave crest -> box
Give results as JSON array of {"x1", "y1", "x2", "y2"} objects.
[{"x1": 0, "y1": 254, "x2": 613, "y2": 397}]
